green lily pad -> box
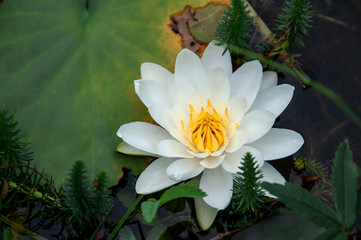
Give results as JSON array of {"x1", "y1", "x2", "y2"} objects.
[{"x1": 0, "y1": 0, "x2": 210, "y2": 187}]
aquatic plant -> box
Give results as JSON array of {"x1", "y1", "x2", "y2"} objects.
[
  {"x1": 215, "y1": 0, "x2": 253, "y2": 51},
  {"x1": 0, "y1": 108, "x2": 63, "y2": 218},
  {"x1": 64, "y1": 161, "x2": 112, "y2": 231},
  {"x1": 116, "y1": 41, "x2": 303, "y2": 229},
  {"x1": 263, "y1": 141, "x2": 360, "y2": 240},
  {"x1": 231, "y1": 152, "x2": 265, "y2": 215},
  {"x1": 274, "y1": 0, "x2": 313, "y2": 50}
]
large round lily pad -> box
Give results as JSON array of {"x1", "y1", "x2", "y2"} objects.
[{"x1": 0, "y1": 0, "x2": 210, "y2": 186}]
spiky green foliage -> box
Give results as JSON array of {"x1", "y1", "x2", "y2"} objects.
[
  {"x1": 94, "y1": 171, "x2": 113, "y2": 215},
  {"x1": 232, "y1": 152, "x2": 265, "y2": 215},
  {"x1": 0, "y1": 108, "x2": 64, "y2": 219},
  {"x1": 274, "y1": 0, "x2": 312, "y2": 49},
  {"x1": 262, "y1": 141, "x2": 359, "y2": 240},
  {"x1": 215, "y1": 0, "x2": 253, "y2": 52},
  {"x1": 64, "y1": 161, "x2": 112, "y2": 231},
  {"x1": 303, "y1": 157, "x2": 328, "y2": 180},
  {"x1": 0, "y1": 109, "x2": 33, "y2": 166}
]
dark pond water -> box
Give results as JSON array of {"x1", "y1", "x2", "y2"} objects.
[{"x1": 15, "y1": 0, "x2": 361, "y2": 239}]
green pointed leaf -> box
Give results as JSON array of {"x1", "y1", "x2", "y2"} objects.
[
  {"x1": 332, "y1": 141, "x2": 358, "y2": 230},
  {"x1": 232, "y1": 211, "x2": 323, "y2": 240},
  {"x1": 313, "y1": 229, "x2": 348, "y2": 240},
  {"x1": 159, "y1": 181, "x2": 206, "y2": 206},
  {"x1": 145, "y1": 223, "x2": 167, "y2": 240},
  {"x1": 261, "y1": 182, "x2": 342, "y2": 229},
  {"x1": 0, "y1": 0, "x2": 209, "y2": 187},
  {"x1": 141, "y1": 198, "x2": 159, "y2": 223},
  {"x1": 357, "y1": 186, "x2": 361, "y2": 214},
  {"x1": 117, "y1": 226, "x2": 136, "y2": 240}
]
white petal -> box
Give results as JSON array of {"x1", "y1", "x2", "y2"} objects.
[
  {"x1": 203, "y1": 68, "x2": 230, "y2": 102},
  {"x1": 189, "y1": 151, "x2": 210, "y2": 158},
  {"x1": 200, "y1": 168, "x2": 233, "y2": 210},
  {"x1": 135, "y1": 157, "x2": 178, "y2": 194},
  {"x1": 201, "y1": 41, "x2": 232, "y2": 77},
  {"x1": 260, "y1": 162, "x2": 286, "y2": 198},
  {"x1": 148, "y1": 105, "x2": 175, "y2": 131},
  {"x1": 241, "y1": 109, "x2": 275, "y2": 143},
  {"x1": 222, "y1": 146, "x2": 263, "y2": 173},
  {"x1": 199, "y1": 155, "x2": 225, "y2": 169},
  {"x1": 166, "y1": 158, "x2": 204, "y2": 181},
  {"x1": 169, "y1": 107, "x2": 189, "y2": 130},
  {"x1": 228, "y1": 95, "x2": 247, "y2": 124},
  {"x1": 116, "y1": 142, "x2": 158, "y2": 157},
  {"x1": 229, "y1": 60, "x2": 262, "y2": 110},
  {"x1": 247, "y1": 128, "x2": 304, "y2": 160},
  {"x1": 117, "y1": 122, "x2": 173, "y2": 155},
  {"x1": 156, "y1": 139, "x2": 193, "y2": 158},
  {"x1": 213, "y1": 99, "x2": 229, "y2": 116},
  {"x1": 168, "y1": 74, "x2": 195, "y2": 111},
  {"x1": 249, "y1": 84, "x2": 294, "y2": 117},
  {"x1": 140, "y1": 62, "x2": 173, "y2": 87},
  {"x1": 211, "y1": 146, "x2": 227, "y2": 157},
  {"x1": 225, "y1": 128, "x2": 248, "y2": 153},
  {"x1": 188, "y1": 91, "x2": 206, "y2": 113},
  {"x1": 168, "y1": 128, "x2": 189, "y2": 146},
  {"x1": 259, "y1": 71, "x2": 278, "y2": 92},
  {"x1": 175, "y1": 49, "x2": 207, "y2": 93},
  {"x1": 195, "y1": 198, "x2": 218, "y2": 231},
  {"x1": 134, "y1": 80, "x2": 172, "y2": 108}
]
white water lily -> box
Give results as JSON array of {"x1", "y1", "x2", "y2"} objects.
[{"x1": 116, "y1": 41, "x2": 304, "y2": 229}]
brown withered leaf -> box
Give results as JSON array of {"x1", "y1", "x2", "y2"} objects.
[
  {"x1": 169, "y1": 6, "x2": 201, "y2": 52},
  {"x1": 168, "y1": 2, "x2": 227, "y2": 54}
]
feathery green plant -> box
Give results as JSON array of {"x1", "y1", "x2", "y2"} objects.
[
  {"x1": 231, "y1": 152, "x2": 265, "y2": 215},
  {"x1": 0, "y1": 109, "x2": 33, "y2": 166},
  {"x1": 262, "y1": 141, "x2": 360, "y2": 240},
  {"x1": 274, "y1": 0, "x2": 312, "y2": 50},
  {"x1": 215, "y1": 0, "x2": 253, "y2": 52},
  {"x1": 0, "y1": 108, "x2": 64, "y2": 219},
  {"x1": 1, "y1": 109, "x2": 113, "y2": 236},
  {"x1": 64, "y1": 160, "x2": 112, "y2": 231}
]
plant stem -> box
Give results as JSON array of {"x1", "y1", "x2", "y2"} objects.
[
  {"x1": 225, "y1": 44, "x2": 361, "y2": 131},
  {"x1": 0, "y1": 164, "x2": 60, "y2": 200},
  {"x1": 90, "y1": 206, "x2": 113, "y2": 240},
  {"x1": 107, "y1": 194, "x2": 144, "y2": 240},
  {"x1": 0, "y1": 214, "x2": 48, "y2": 240},
  {"x1": 315, "y1": 13, "x2": 357, "y2": 31},
  {"x1": 0, "y1": 177, "x2": 65, "y2": 208},
  {"x1": 243, "y1": 1, "x2": 295, "y2": 68},
  {"x1": 264, "y1": 26, "x2": 290, "y2": 57},
  {"x1": 243, "y1": 0, "x2": 274, "y2": 41}
]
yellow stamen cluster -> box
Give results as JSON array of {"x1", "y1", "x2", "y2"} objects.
[{"x1": 181, "y1": 99, "x2": 230, "y2": 153}]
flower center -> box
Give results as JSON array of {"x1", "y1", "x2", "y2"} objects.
[{"x1": 182, "y1": 99, "x2": 229, "y2": 153}]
